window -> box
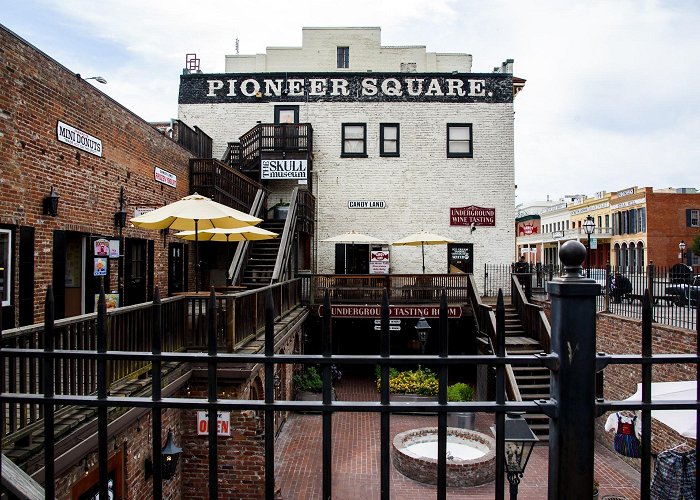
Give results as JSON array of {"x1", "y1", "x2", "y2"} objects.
[
  {"x1": 605, "y1": 214, "x2": 610, "y2": 229},
  {"x1": 0, "y1": 229, "x2": 11, "y2": 306},
  {"x1": 446, "y1": 124, "x2": 473, "y2": 158},
  {"x1": 337, "y1": 47, "x2": 349, "y2": 69},
  {"x1": 690, "y1": 209, "x2": 700, "y2": 227},
  {"x1": 638, "y1": 208, "x2": 646, "y2": 232},
  {"x1": 380, "y1": 123, "x2": 399, "y2": 157},
  {"x1": 341, "y1": 123, "x2": 367, "y2": 157}
]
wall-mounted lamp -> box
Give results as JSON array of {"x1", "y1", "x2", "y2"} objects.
[
  {"x1": 147, "y1": 429, "x2": 183, "y2": 481},
  {"x1": 43, "y1": 186, "x2": 60, "y2": 217},
  {"x1": 85, "y1": 76, "x2": 108, "y2": 84},
  {"x1": 273, "y1": 373, "x2": 281, "y2": 390},
  {"x1": 470, "y1": 222, "x2": 476, "y2": 234},
  {"x1": 114, "y1": 187, "x2": 127, "y2": 228}
]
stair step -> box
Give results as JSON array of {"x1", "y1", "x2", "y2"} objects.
[
  {"x1": 514, "y1": 374, "x2": 550, "y2": 381},
  {"x1": 517, "y1": 384, "x2": 551, "y2": 390}
]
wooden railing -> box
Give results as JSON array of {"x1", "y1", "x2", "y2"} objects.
[
  {"x1": 189, "y1": 158, "x2": 265, "y2": 213},
  {"x1": 172, "y1": 120, "x2": 213, "y2": 158},
  {"x1": 1, "y1": 280, "x2": 303, "y2": 438},
  {"x1": 466, "y1": 274, "x2": 521, "y2": 402},
  {"x1": 311, "y1": 274, "x2": 471, "y2": 304},
  {"x1": 511, "y1": 275, "x2": 552, "y2": 352},
  {"x1": 237, "y1": 123, "x2": 313, "y2": 173}
]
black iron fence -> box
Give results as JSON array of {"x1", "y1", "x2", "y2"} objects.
[
  {"x1": 1, "y1": 244, "x2": 698, "y2": 499},
  {"x1": 485, "y1": 263, "x2": 699, "y2": 331}
]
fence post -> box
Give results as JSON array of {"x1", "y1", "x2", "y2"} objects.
[
  {"x1": 604, "y1": 264, "x2": 611, "y2": 313},
  {"x1": 546, "y1": 241, "x2": 599, "y2": 499},
  {"x1": 646, "y1": 262, "x2": 654, "y2": 303}
]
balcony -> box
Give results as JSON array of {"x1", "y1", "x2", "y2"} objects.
[{"x1": 517, "y1": 226, "x2": 613, "y2": 245}]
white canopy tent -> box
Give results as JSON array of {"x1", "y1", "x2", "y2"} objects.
[{"x1": 624, "y1": 381, "x2": 697, "y2": 439}]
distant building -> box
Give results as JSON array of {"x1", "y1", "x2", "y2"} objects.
[{"x1": 515, "y1": 187, "x2": 700, "y2": 269}]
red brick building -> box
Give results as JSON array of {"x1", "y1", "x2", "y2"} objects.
[{"x1": 0, "y1": 24, "x2": 193, "y2": 329}]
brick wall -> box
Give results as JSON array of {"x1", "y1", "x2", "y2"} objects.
[
  {"x1": 536, "y1": 299, "x2": 697, "y2": 468},
  {"x1": 646, "y1": 191, "x2": 700, "y2": 266},
  {"x1": 0, "y1": 25, "x2": 193, "y2": 325},
  {"x1": 54, "y1": 408, "x2": 183, "y2": 499},
  {"x1": 179, "y1": 100, "x2": 515, "y2": 274}
]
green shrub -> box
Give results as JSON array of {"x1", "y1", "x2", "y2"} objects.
[
  {"x1": 376, "y1": 367, "x2": 438, "y2": 396},
  {"x1": 374, "y1": 365, "x2": 399, "y2": 381},
  {"x1": 293, "y1": 366, "x2": 323, "y2": 393},
  {"x1": 447, "y1": 382, "x2": 475, "y2": 402}
]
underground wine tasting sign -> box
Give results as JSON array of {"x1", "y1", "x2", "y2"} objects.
[{"x1": 179, "y1": 73, "x2": 513, "y2": 104}]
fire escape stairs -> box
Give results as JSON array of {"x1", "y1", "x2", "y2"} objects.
[
  {"x1": 503, "y1": 304, "x2": 551, "y2": 441},
  {"x1": 239, "y1": 220, "x2": 286, "y2": 288}
]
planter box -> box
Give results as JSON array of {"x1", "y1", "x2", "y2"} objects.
[
  {"x1": 295, "y1": 389, "x2": 336, "y2": 402},
  {"x1": 389, "y1": 394, "x2": 438, "y2": 414}
]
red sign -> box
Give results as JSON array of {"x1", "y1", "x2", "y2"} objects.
[
  {"x1": 519, "y1": 224, "x2": 538, "y2": 235},
  {"x1": 318, "y1": 305, "x2": 462, "y2": 318},
  {"x1": 450, "y1": 206, "x2": 496, "y2": 226}
]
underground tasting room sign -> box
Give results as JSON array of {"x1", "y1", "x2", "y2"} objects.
[{"x1": 450, "y1": 206, "x2": 496, "y2": 227}]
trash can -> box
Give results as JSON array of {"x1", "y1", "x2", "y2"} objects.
[{"x1": 272, "y1": 203, "x2": 289, "y2": 220}]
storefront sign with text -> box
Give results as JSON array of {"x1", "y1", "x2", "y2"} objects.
[
  {"x1": 196, "y1": 411, "x2": 231, "y2": 436},
  {"x1": 450, "y1": 206, "x2": 496, "y2": 226},
  {"x1": 318, "y1": 305, "x2": 462, "y2": 318}
]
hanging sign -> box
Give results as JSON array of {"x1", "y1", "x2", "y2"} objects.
[
  {"x1": 450, "y1": 206, "x2": 496, "y2": 226},
  {"x1": 94, "y1": 239, "x2": 110, "y2": 257},
  {"x1": 154, "y1": 167, "x2": 177, "y2": 188},
  {"x1": 319, "y1": 305, "x2": 462, "y2": 318},
  {"x1": 261, "y1": 160, "x2": 307, "y2": 180},
  {"x1": 369, "y1": 250, "x2": 390, "y2": 274},
  {"x1": 197, "y1": 411, "x2": 231, "y2": 436},
  {"x1": 108, "y1": 239, "x2": 120, "y2": 259},
  {"x1": 56, "y1": 120, "x2": 102, "y2": 157},
  {"x1": 93, "y1": 257, "x2": 107, "y2": 276}
]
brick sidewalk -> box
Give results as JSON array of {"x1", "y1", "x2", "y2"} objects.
[{"x1": 275, "y1": 375, "x2": 641, "y2": 499}]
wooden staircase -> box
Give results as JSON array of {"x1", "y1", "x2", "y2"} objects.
[
  {"x1": 503, "y1": 304, "x2": 551, "y2": 441},
  {"x1": 240, "y1": 220, "x2": 285, "y2": 288}
]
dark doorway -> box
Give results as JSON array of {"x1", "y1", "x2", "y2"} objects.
[
  {"x1": 168, "y1": 242, "x2": 186, "y2": 295},
  {"x1": 334, "y1": 244, "x2": 369, "y2": 274},
  {"x1": 447, "y1": 243, "x2": 473, "y2": 274},
  {"x1": 124, "y1": 239, "x2": 147, "y2": 306}
]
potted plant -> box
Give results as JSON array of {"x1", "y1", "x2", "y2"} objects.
[
  {"x1": 293, "y1": 366, "x2": 338, "y2": 401},
  {"x1": 376, "y1": 366, "x2": 439, "y2": 403},
  {"x1": 446, "y1": 382, "x2": 476, "y2": 429}
]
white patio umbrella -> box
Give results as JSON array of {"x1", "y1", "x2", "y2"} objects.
[
  {"x1": 131, "y1": 193, "x2": 262, "y2": 291},
  {"x1": 392, "y1": 231, "x2": 455, "y2": 273},
  {"x1": 625, "y1": 381, "x2": 697, "y2": 439},
  {"x1": 321, "y1": 231, "x2": 383, "y2": 274}
]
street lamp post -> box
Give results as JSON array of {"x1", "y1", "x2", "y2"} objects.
[
  {"x1": 414, "y1": 317, "x2": 431, "y2": 356},
  {"x1": 679, "y1": 240, "x2": 686, "y2": 264},
  {"x1": 504, "y1": 412, "x2": 539, "y2": 500},
  {"x1": 583, "y1": 215, "x2": 595, "y2": 278}
]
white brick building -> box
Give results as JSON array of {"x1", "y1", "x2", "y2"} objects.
[{"x1": 178, "y1": 27, "x2": 523, "y2": 276}]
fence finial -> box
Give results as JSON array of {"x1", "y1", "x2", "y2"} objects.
[{"x1": 558, "y1": 240, "x2": 588, "y2": 280}]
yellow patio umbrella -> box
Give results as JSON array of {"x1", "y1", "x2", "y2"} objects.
[
  {"x1": 392, "y1": 231, "x2": 455, "y2": 274},
  {"x1": 174, "y1": 226, "x2": 278, "y2": 242},
  {"x1": 130, "y1": 193, "x2": 263, "y2": 291}
]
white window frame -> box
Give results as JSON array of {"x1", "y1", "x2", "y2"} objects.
[
  {"x1": 691, "y1": 209, "x2": 699, "y2": 227},
  {"x1": 0, "y1": 229, "x2": 11, "y2": 307}
]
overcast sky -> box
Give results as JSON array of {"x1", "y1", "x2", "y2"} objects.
[{"x1": 4, "y1": 0, "x2": 699, "y2": 204}]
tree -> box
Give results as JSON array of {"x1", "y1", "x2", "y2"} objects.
[{"x1": 692, "y1": 232, "x2": 700, "y2": 257}]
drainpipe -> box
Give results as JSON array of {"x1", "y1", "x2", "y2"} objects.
[{"x1": 546, "y1": 240, "x2": 599, "y2": 499}]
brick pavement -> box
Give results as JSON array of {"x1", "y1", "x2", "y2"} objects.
[{"x1": 275, "y1": 375, "x2": 641, "y2": 499}]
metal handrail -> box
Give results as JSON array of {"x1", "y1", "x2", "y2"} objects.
[
  {"x1": 229, "y1": 188, "x2": 268, "y2": 285},
  {"x1": 271, "y1": 187, "x2": 300, "y2": 282}
]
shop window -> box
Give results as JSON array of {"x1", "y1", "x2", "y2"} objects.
[
  {"x1": 689, "y1": 209, "x2": 699, "y2": 227},
  {"x1": 380, "y1": 123, "x2": 399, "y2": 157},
  {"x1": 446, "y1": 124, "x2": 473, "y2": 158},
  {"x1": 337, "y1": 46, "x2": 349, "y2": 68},
  {"x1": 0, "y1": 229, "x2": 10, "y2": 306},
  {"x1": 341, "y1": 123, "x2": 367, "y2": 157}
]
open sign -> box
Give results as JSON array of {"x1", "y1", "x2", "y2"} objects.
[{"x1": 196, "y1": 411, "x2": 231, "y2": 436}]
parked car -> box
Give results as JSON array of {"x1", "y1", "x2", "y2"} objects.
[{"x1": 665, "y1": 275, "x2": 700, "y2": 307}]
